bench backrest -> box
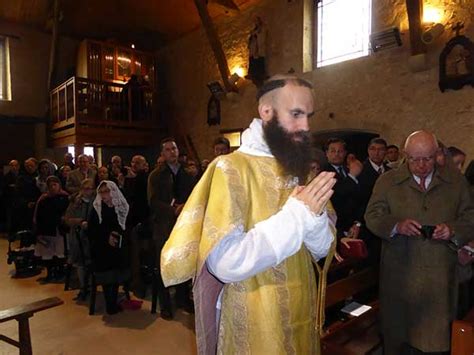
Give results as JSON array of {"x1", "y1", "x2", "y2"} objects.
[
  {"x1": 0, "y1": 297, "x2": 63, "y2": 323},
  {"x1": 325, "y1": 268, "x2": 378, "y2": 308}
]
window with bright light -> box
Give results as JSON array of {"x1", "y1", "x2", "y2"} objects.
[
  {"x1": 317, "y1": 0, "x2": 372, "y2": 68},
  {"x1": 68, "y1": 146, "x2": 95, "y2": 161},
  {"x1": 0, "y1": 37, "x2": 12, "y2": 101},
  {"x1": 84, "y1": 147, "x2": 95, "y2": 159},
  {"x1": 67, "y1": 146, "x2": 76, "y2": 158}
]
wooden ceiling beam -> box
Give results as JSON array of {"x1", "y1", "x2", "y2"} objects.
[
  {"x1": 208, "y1": 0, "x2": 240, "y2": 14},
  {"x1": 405, "y1": 0, "x2": 426, "y2": 55},
  {"x1": 194, "y1": 0, "x2": 236, "y2": 92}
]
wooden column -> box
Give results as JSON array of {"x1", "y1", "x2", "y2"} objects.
[
  {"x1": 405, "y1": 0, "x2": 426, "y2": 55},
  {"x1": 194, "y1": 0, "x2": 236, "y2": 92},
  {"x1": 75, "y1": 143, "x2": 84, "y2": 162},
  {"x1": 41, "y1": 0, "x2": 60, "y2": 155},
  {"x1": 47, "y1": 0, "x2": 60, "y2": 93}
]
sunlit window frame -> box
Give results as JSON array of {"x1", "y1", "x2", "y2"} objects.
[
  {"x1": 0, "y1": 36, "x2": 12, "y2": 101},
  {"x1": 316, "y1": 0, "x2": 372, "y2": 68}
]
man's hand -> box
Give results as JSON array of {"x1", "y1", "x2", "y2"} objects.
[
  {"x1": 117, "y1": 173, "x2": 125, "y2": 188},
  {"x1": 340, "y1": 237, "x2": 352, "y2": 248},
  {"x1": 396, "y1": 219, "x2": 422, "y2": 236},
  {"x1": 432, "y1": 223, "x2": 452, "y2": 240},
  {"x1": 108, "y1": 234, "x2": 118, "y2": 247},
  {"x1": 293, "y1": 171, "x2": 336, "y2": 215},
  {"x1": 347, "y1": 156, "x2": 363, "y2": 177},
  {"x1": 334, "y1": 251, "x2": 344, "y2": 263},
  {"x1": 125, "y1": 166, "x2": 136, "y2": 178}
]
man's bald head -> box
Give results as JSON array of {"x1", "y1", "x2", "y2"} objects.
[
  {"x1": 404, "y1": 130, "x2": 438, "y2": 153},
  {"x1": 131, "y1": 155, "x2": 146, "y2": 173},
  {"x1": 404, "y1": 130, "x2": 439, "y2": 178}
]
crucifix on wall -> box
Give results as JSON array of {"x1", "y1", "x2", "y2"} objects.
[{"x1": 439, "y1": 22, "x2": 474, "y2": 92}]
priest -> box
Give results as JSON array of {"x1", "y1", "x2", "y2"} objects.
[{"x1": 161, "y1": 75, "x2": 336, "y2": 354}]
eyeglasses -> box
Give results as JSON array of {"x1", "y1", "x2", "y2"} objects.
[{"x1": 407, "y1": 156, "x2": 435, "y2": 163}]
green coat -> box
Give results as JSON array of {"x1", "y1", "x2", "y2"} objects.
[{"x1": 364, "y1": 163, "x2": 474, "y2": 354}]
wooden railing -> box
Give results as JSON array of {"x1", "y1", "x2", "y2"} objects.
[{"x1": 50, "y1": 76, "x2": 154, "y2": 131}]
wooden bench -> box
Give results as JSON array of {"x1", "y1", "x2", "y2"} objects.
[
  {"x1": 321, "y1": 267, "x2": 381, "y2": 355},
  {"x1": 0, "y1": 297, "x2": 64, "y2": 355},
  {"x1": 451, "y1": 307, "x2": 474, "y2": 355}
]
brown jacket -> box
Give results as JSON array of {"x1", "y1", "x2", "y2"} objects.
[
  {"x1": 65, "y1": 168, "x2": 97, "y2": 194},
  {"x1": 147, "y1": 164, "x2": 195, "y2": 245},
  {"x1": 365, "y1": 163, "x2": 474, "y2": 353}
]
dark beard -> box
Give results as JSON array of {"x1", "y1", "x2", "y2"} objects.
[{"x1": 263, "y1": 114, "x2": 312, "y2": 181}]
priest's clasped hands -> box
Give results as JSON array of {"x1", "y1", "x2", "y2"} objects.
[{"x1": 292, "y1": 171, "x2": 336, "y2": 215}]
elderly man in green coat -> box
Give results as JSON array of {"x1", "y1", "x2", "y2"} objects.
[{"x1": 365, "y1": 130, "x2": 474, "y2": 355}]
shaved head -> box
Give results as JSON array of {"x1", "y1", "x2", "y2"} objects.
[{"x1": 257, "y1": 75, "x2": 313, "y2": 105}]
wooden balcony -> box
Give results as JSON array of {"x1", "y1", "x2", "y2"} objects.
[{"x1": 49, "y1": 76, "x2": 158, "y2": 147}]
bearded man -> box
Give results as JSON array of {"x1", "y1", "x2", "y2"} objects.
[{"x1": 161, "y1": 76, "x2": 336, "y2": 354}]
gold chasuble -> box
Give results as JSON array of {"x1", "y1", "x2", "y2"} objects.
[{"x1": 161, "y1": 150, "x2": 335, "y2": 354}]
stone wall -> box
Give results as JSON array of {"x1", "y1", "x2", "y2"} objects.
[
  {"x1": 158, "y1": 0, "x2": 474, "y2": 163},
  {"x1": 0, "y1": 20, "x2": 78, "y2": 165},
  {"x1": 0, "y1": 20, "x2": 78, "y2": 118}
]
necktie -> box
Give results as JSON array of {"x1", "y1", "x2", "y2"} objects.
[
  {"x1": 419, "y1": 177, "x2": 426, "y2": 191},
  {"x1": 338, "y1": 166, "x2": 346, "y2": 178},
  {"x1": 377, "y1": 167, "x2": 383, "y2": 175}
]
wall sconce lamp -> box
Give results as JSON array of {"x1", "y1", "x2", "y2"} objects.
[
  {"x1": 423, "y1": 6, "x2": 443, "y2": 24},
  {"x1": 228, "y1": 73, "x2": 241, "y2": 86},
  {"x1": 370, "y1": 28, "x2": 402, "y2": 52}
]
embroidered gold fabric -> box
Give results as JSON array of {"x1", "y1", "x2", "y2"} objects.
[{"x1": 161, "y1": 152, "x2": 335, "y2": 354}]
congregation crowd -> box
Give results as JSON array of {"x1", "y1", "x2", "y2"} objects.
[
  {"x1": 1, "y1": 124, "x2": 473, "y2": 348},
  {"x1": 0, "y1": 137, "x2": 230, "y2": 317}
]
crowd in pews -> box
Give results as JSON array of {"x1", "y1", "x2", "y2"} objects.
[
  {"x1": 0, "y1": 137, "x2": 230, "y2": 317},
  {"x1": 1, "y1": 131, "x2": 473, "y2": 353}
]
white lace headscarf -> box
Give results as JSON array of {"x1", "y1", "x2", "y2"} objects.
[{"x1": 93, "y1": 180, "x2": 129, "y2": 230}]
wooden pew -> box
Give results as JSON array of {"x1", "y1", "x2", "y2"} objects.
[
  {"x1": 321, "y1": 267, "x2": 381, "y2": 355},
  {"x1": 451, "y1": 307, "x2": 474, "y2": 355},
  {"x1": 0, "y1": 297, "x2": 63, "y2": 355}
]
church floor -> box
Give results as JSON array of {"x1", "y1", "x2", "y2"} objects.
[{"x1": 0, "y1": 238, "x2": 197, "y2": 355}]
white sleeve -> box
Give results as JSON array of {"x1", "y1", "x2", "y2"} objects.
[
  {"x1": 206, "y1": 197, "x2": 333, "y2": 283},
  {"x1": 303, "y1": 213, "x2": 333, "y2": 261}
]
